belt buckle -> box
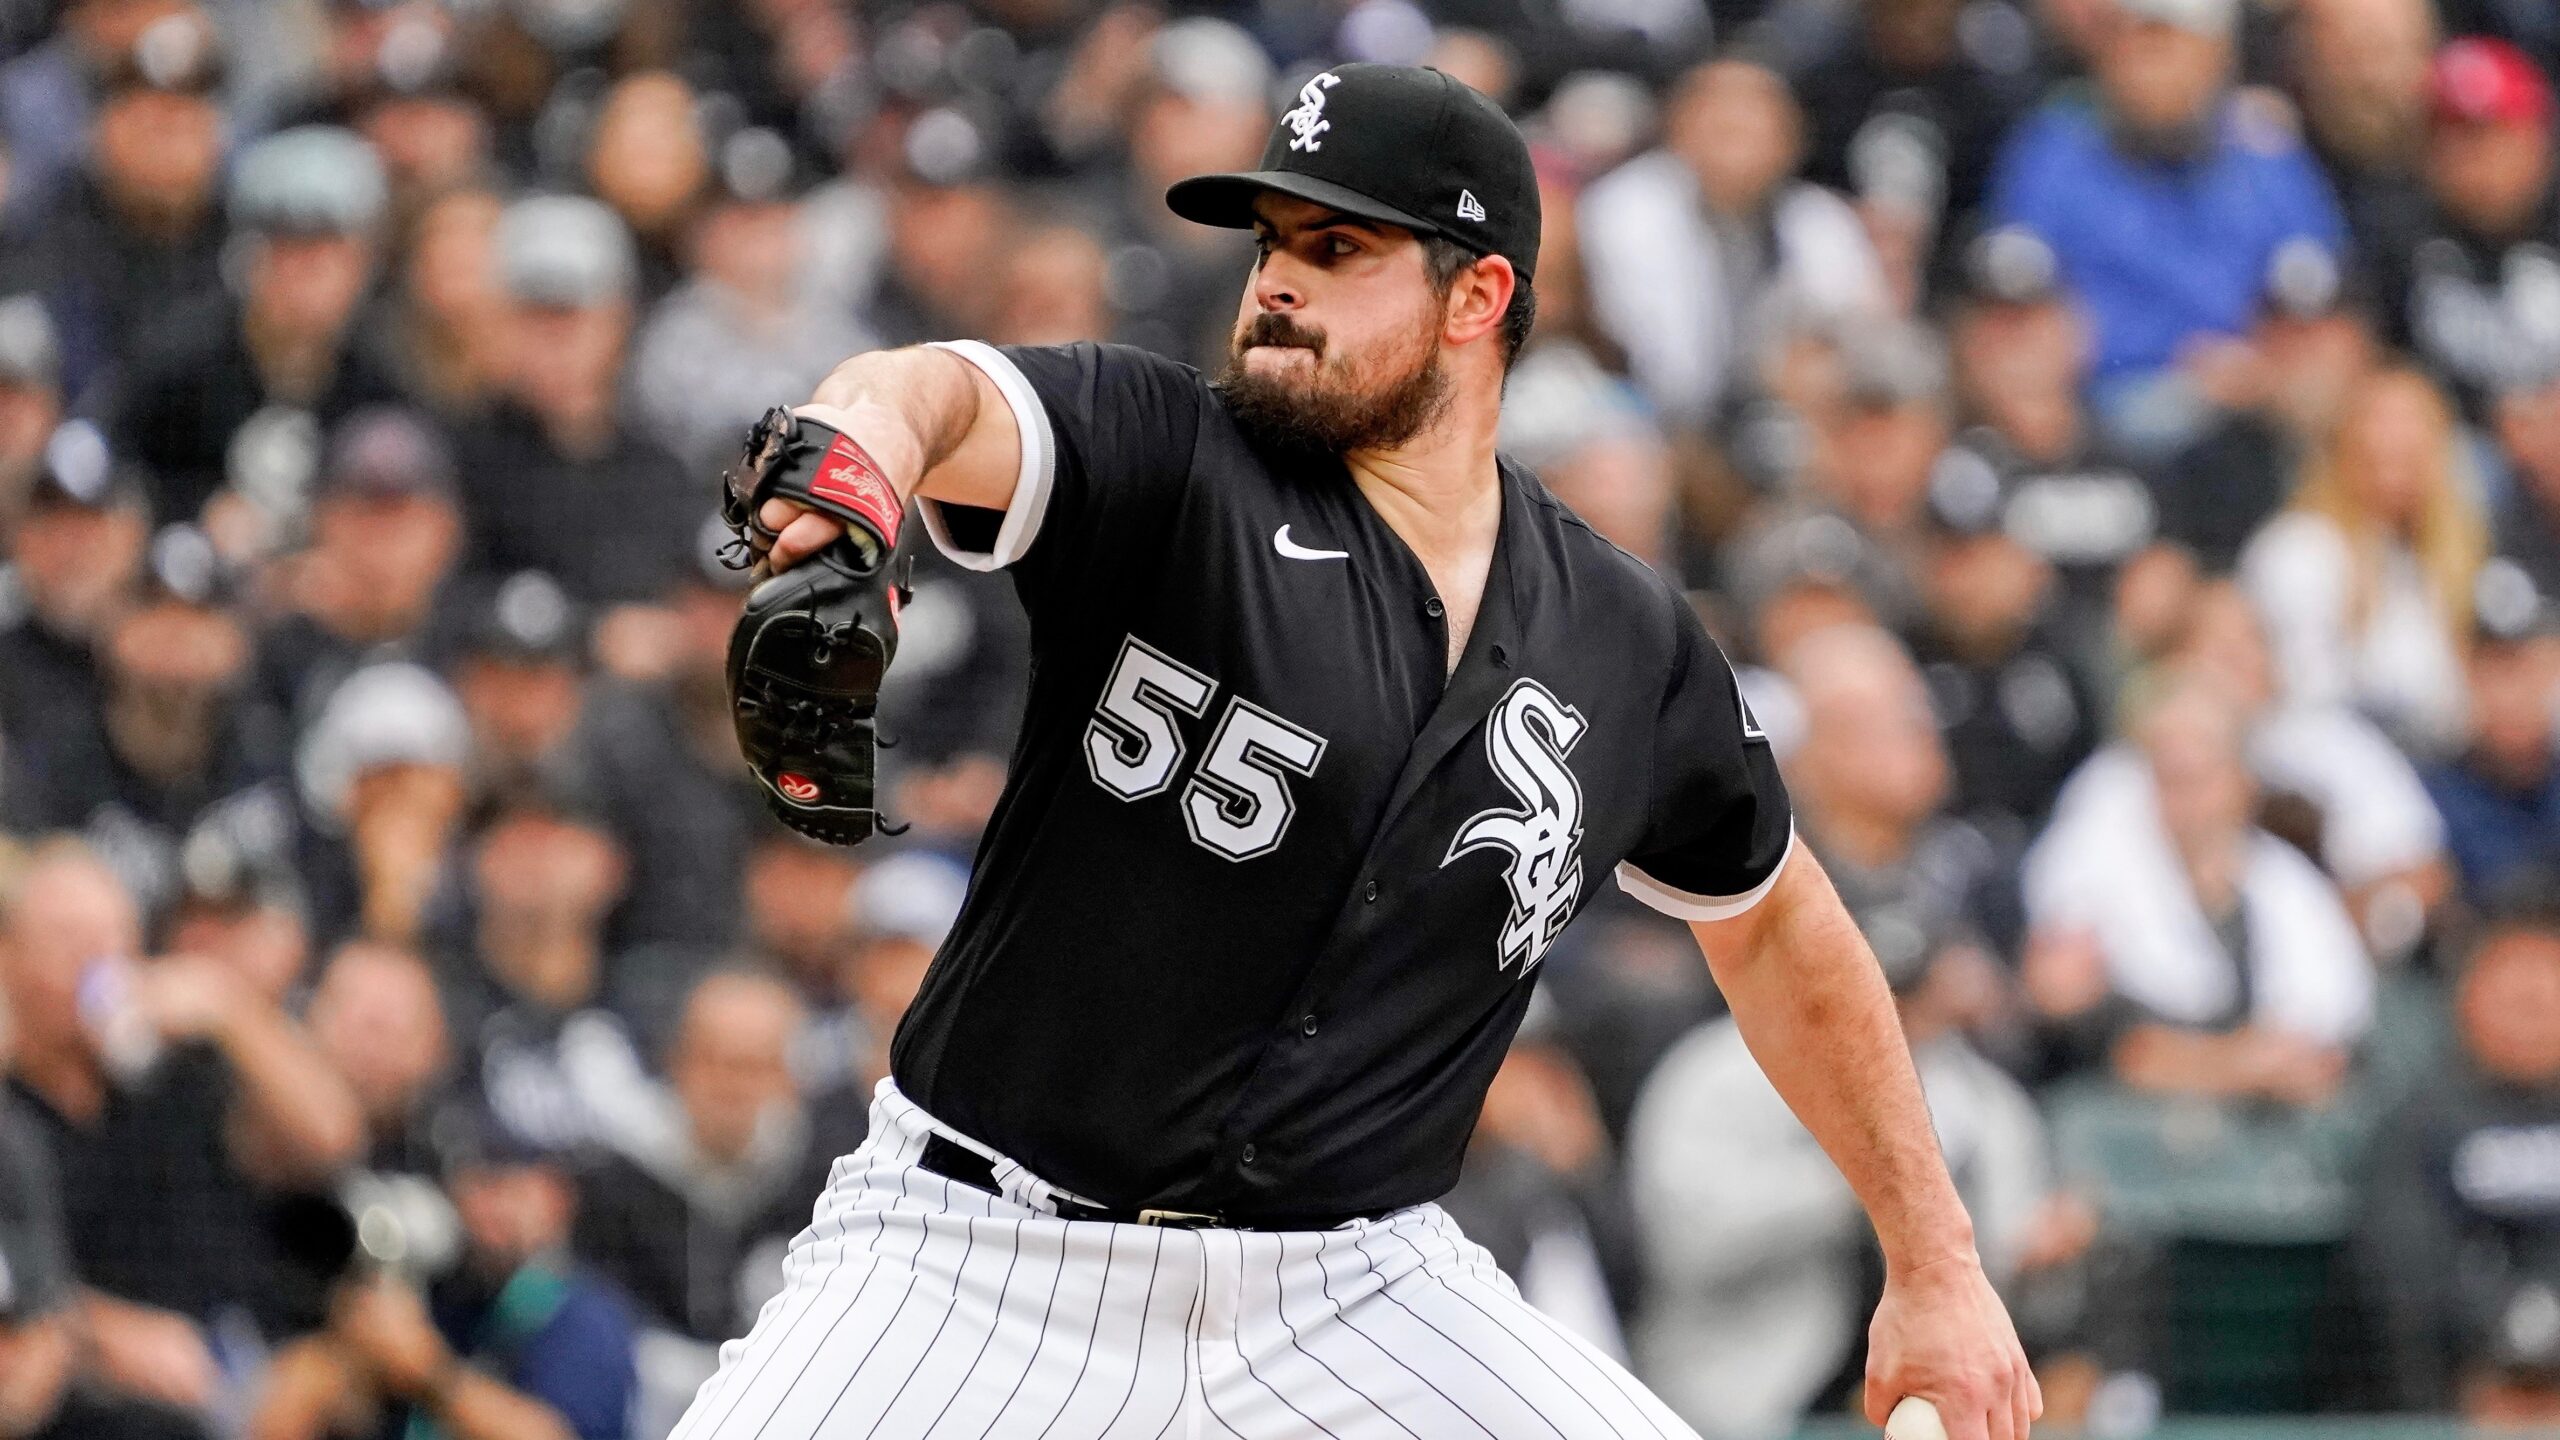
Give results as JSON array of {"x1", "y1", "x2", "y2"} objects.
[{"x1": 1135, "y1": 1208, "x2": 1221, "y2": 1229}]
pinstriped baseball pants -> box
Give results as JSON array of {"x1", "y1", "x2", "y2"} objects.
[{"x1": 668, "y1": 1082, "x2": 1704, "y2": 1440}]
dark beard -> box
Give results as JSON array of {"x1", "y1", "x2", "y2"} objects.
[{"x1": 1211, "y1": 312, "x2": 1452, "y2": 455}]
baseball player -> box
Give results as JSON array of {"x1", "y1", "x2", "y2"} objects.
[{"x1": 679, "y1": 63, "x2": 2039, "y2": 1440}]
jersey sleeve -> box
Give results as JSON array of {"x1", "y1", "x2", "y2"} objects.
[
  {"x1": 1615, "y1": 592, "x2": 1795, "y2": 921},
  {"x1": 915, "y1": 340, "x2": 1206, "y2": 591}
]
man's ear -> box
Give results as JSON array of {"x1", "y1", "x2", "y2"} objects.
[{"x1": 1442, "y1": 253, "x2": 1516, "y2": 352}]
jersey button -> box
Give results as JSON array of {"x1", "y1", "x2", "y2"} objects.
[
  {"x1": 1240, "y1": 1144, "x2": 1258, "y2": 1166},
  {"x1": 1363, "y1": 880, "x2": 1379, "y2": 903},
  {"x1": 1424, "y1": 597, "x2": 1445, "y2": 619},
  {"x1": 1300, "y1": 1014, "x2": 1320, "y2": 1037}
]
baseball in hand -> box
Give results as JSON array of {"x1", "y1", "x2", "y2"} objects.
[{"x1": 1885, "y1": 1397, "x2": 1949, "y2": 1440}]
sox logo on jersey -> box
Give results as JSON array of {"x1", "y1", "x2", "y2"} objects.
[{"x1": 1444, "y1": 677, "x2": 1588, "y2": 974}]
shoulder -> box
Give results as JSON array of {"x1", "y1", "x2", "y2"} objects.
[{"x1": 2003, "y1": 92, "x2": 2105, "y2": 159}]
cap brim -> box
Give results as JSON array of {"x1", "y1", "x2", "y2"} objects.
[{"x1": 1165, "y1": 171, "x2": 1444, "y2": 240}]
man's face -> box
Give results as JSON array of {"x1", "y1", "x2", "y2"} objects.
[
  {"x1": 1955, "y1": 300, "x2": 2088, "y2": 415},
  {"x1": 506, "y1": 301, "x2": 629, "y2": 415},
  {"x1": 92, "y1": 88, "x2": 222, "y2": 219},
  {"x1": 450, "y1": 1163, "x2": 573, "y2": 1274},
  {"x1": 249, "y1": 233, "x2": 374, "y2": 344},
  {"x1": 1215, "y1": 194, "x2": 1452, "y2": 454},
  {"x1": 307, "y1": 946, "x2": 450, "y2": 1123},
  {"x1": 2100, "y1": 20, "x2": 2231, "y2": 139},
  {"x1": 669, "y1": 978, "x2": 802, "y2": 1164},
  {"x1": 2429, "y1": 119, "x2": 2554, "y2": 236},
  {"x1": 0, "y1": 858, "x2": 142, "y2": 1057},
  {"x1": 2461, "y1": 930, "x2": 2560, "y2": 1084},
  {"x1": 2468, "y1": 635, "x2": 2560, "y2": 769},
  {"x1": 10, "y1": 501, "x2": 142, "y2": 635},
  {"x1": 311, "y1": 491, "x2": 459, "y2": 630},
  {"x1": 2143, "y1": 690, "x2": 2256, "y2": 851},
  {"x1": 1668, "y1": 61, "x2": 1801, "y2": 214}
]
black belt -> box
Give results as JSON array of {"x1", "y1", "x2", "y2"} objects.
[{"x1": 915, "y1": 1133, "x2": 1379, "y2": 1232}]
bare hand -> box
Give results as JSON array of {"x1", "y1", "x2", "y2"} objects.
[
  {"x1": 136, "y1": 953, "x2": 246, "y2": 1041},
  {"x1": 331, "y1": 1278, "x2": 451, "y2": 1398},
  {"x1": 1866, "y1": 1252, "x2": 2041, "y2": 1440},
  {"x1": 88, "y1": 1300, "x2": 222, "y2": 1411}
]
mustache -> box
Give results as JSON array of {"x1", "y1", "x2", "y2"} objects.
[{"x1": 1237, "y1": 312, "x2": 1326, "y2": 356}]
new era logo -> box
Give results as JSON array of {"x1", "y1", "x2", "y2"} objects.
[{"x1": 1456, "y1": 189, "x2": 1486, "y2": 222}]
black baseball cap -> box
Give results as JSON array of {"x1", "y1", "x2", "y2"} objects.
[{"x1": 1166, "y1": 63, "x2": 1541, "y2": 281}]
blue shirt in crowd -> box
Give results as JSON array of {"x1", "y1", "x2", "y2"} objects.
[
  {"x1": 1988, "y1": 88, "x2": 2347, "y2": 380},
  {"x1": 2425, "y1": 758, "x2": 2560, "y2": 904}
]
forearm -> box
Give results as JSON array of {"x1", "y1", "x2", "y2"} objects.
[
  {"x1": 807, "y1": 346, "x2": 988, "y2": 506},
  {"x1": 216, "y1": 1002, "x2": 364, "y2": 1181},
  {"x1": 419, "y1": 1368, "x2": 576, "y2": 1440},
  {"x1": 1696, "y1": 850, "x2": 1974, "y2": 1273}
]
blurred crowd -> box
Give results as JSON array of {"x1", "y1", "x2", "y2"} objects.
[{"x1": 0, "y1": 0, "x2": 2558, "y2": 1437}]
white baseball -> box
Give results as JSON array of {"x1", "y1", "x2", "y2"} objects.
[{"x1": 1885, "y1": 1397, "x2": 1950, "y2": 1440}]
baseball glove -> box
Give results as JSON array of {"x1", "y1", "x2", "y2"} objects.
[{"x1": 718, "y1": 405, "x2": 911, "y2": 846}]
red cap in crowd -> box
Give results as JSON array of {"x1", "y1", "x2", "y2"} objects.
[{"x1": 2429, "y1": 38, "x2": 2556, "y2": 129}]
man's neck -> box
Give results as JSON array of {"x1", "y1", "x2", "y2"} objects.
[{"x1": 1346, "y1": 402, "x2": 1503, "y2": 674}]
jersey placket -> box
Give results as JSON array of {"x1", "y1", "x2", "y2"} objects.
[{"x1": 1201, "y1": 469, "x2": 1534, "y2": 1206}]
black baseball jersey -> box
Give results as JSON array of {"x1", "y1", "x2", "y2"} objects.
[{"x1": 892, "y1": 339, "x2": 1793, "y2": 1222}]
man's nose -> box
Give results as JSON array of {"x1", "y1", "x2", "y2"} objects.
[{"x1": 1252, "y1": 252, "x2": 1305, "y2": 311}]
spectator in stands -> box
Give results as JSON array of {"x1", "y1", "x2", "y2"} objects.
[
  {"x1": 2284, "y1": 0, "x2": 2437, "y2": 267},
  {"x1": 1443, "y1": 999, "x2": 1640, "y2": 1362},
  {"x1": 2243, "y1": 363, "x2": 2489, "y2": 758},
  {"x1": 452, "y1": 194, "x2": 698, "y2": 607},
  {"x1": 381, "y1": 185, "x2": 505, "y2": 422},
  {"x1": 1729, "y1": 318, "x2": 1948, "y2": 630},
  {"x1": 305, "y1": 939, "x2": 454, "y2": 1176},
  {"x1": 1780, "y1": 0, "x2": 2044, "y2": 240},
  {"x1": 2148, "y1": 581, "x2": 2451, "y2": 947},
  {"x1": 115, "y1": 125, "x2": 402, "y2": 530},
  {"x1": 1100, "y1": 17, "x2": 1270, "y2": 370},
  {"x1": 333, "y1": 17, "x2": 488, "y2": 224},
  {"x1": 1578, "y1": 57, "x2": 1889, "y2": 430},
  {"x1": 631, "y1": 127, "x2": 875, "y2": 476},
  {"x1": 1942, "y1": 227, "x2": 2155, "y2": 648},
  {"x1": 583, "y1": 72, "x2": 708, "y2": 303},
  {"x1": 24, "y1": 8, "x2": 229, "y2": 396},
  {"x1": 2425, "y1": 561, "x2": 2560, "y2": 905},
  {"x1": 576, "y1": 969, "x2": 855, "y2": 1440},
  {"x1": 0, "y1": 839, "x2": 358, "y2": 1412},
  {"x1": 1987, "y1": 0, "x2": 2345, "y2": 451},
  {"x1": 1905, "y1": 453, "x2": 2103, "y2": 848},
  {"x1": 449, "y1": 568, "x2": 744, "y2": 957},
  {"x1": 0, "y1": 1030, "x2": 208, "y2": 1440},
  {"x1": 260, "y1": 407, "x2": 465, "y2": 727},
  {"x1": 2376, "y1": 38, "x2": 2560, "y2": 418},
  {"x1": 0, "y1": 0, "x2": 195, "y2": 242},
  {"x1": 2358, "y1": 898, "x2": 2560, "y2": 1411},
  {"x1": 0, "y1": 421, "x2": 144, "y2": 760},
  {"x1": 251, "y1": 1098, "x2": 638, "y2": 1440},
  {"x1": 2024, "y1": 671, "x2": 2374, "y2": 1095},
  {"x1": 2491, "y1": 361, "x2": 2560, "y2": 598},
  {"x1": 2153, "y1": 241, "x2": 2382, "y2": 571},
  {"x1": 293, "y1": 661, "x2": 470, "y2": 950},
  {"x1": 0, "y1": 295, "x2": 62, "y2": 514},
  {"x1": 4, "y1": 527, "x2": 295, "y2": 924},
  {"x1": 446, "y1": 797, "x2": 652, "y2": 1161},
  {"x1": 864, "y1": 113, "x2": 1017, "y2": 350},
  {"x1": 798, "y1": 849, "x2": 964, "y2": 1094}
]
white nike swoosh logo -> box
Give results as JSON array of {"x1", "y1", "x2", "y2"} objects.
[{"x1": 1274, "y1": 525, "x2": 1349, "y2": 561}]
